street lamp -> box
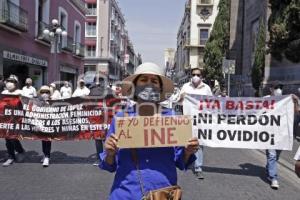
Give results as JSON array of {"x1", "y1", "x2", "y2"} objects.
[{"x1": 43, "y1": 19, "x2": 67, "y2": 82}]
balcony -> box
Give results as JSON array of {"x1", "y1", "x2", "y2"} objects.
[
  {"x1": 61, "y1": 36, "x2": 74, "y2": 52},
  {"x1": 185, "y1": 0, "x2": 191, "y2": 11},
  {"x1": 36, "y1": 21, "x2": 50, "y2": 43},
  {"x1": 0, "y1": 0, "x2": 28, "y2": 32},
  {"x1": 73, "y1": 42, "x2": 85, "y2": 57}
]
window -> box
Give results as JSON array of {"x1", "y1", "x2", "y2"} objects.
[
  {"x1": 86, "y1": 45, "x2": 96, "y2": 57},
  {"x1": 74, "y1": 22, "x2": 81, "y2": 44},
  {"x1": 200, "y1": 29, "x2": 209, "y2": 45},
  {"x1": 86, "y1": 3, "x2": 97, "y2": 15},
  {"x1": 86, "y1": 22, "x2": 96, "y2": 36},
  {"x1": 200, "y1": 0, "x2": 212, "y2": 4},
  {"x1": 59, "y1": 7, "x2": 68, "y2": 48}
]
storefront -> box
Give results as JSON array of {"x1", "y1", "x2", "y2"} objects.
[{"x1": 1, "y1": 50, "x2": 47, "y2": 89}]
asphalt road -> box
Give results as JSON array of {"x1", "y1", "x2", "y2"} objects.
[{"x1": 0, "y1": 140, "x2": 299, "y2": 200}]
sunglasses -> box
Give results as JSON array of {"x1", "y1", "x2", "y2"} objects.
[
  {"x1": 40, "y1": 91, "x2": 50, "y2": 94},
  {"x1": 192, "y1": 74, "x2": 201, "y2": 77}
]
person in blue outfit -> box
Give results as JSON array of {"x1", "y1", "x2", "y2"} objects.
[{"x1": 99, "y1": 62, "x2": 199, "y2": 200}]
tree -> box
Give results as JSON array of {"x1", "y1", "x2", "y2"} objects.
[
  {"x1": 269, "y1": 0, "x2": 300, "y2": 62},
  {"x1": 203, "y1": 0, "x2": 230, "y2": 86},
  {"x1": 251, "y1": 19, "x2": 266, "y2": 97}
]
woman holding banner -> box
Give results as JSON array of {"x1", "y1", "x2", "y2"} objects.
[
  {"x1": 38, "y1": 85, "x2": 52, "y2": 167},
  {"x1": 2, "y1": 75, "x2": 26, "y2": 167},
  {"x1": 99, "y1": 62, "x2": 199, "y2": 200}
]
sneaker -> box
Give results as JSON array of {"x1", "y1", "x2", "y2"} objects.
[
  {"x1": 42, "y1": 157, "x2": 50, "y2": 167},
  {"x1": 16, "y1": 152, "x2": 25, "y2": 163},
  {"x1": 93, "y1": 160, "x2": 100, "y2": 166},
  {"x1": 3, "y1": 159, "x2": 14, "y2": 167},
  {"x1": 194, "y1": 171, "x2": 204, "y2": 179},
  {"x1": 270, "y1": 179, "x2": 279, "y2": 189}
]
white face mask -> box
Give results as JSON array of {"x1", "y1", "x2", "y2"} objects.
[
  {"x1": 41, "y1": 93, "x2": 50, "y2": 100},
  {"x1": 274, "y1": 88, "x2": 282, "y2": 96},
  {"x1": 192, "y1": 76, "x2": 201, "y2": 85},
  {"x1": 6, "y1": 82, "x2": 15, "y2": 91}
]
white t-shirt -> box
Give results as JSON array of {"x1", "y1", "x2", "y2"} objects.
[
  {"x1": 72, "y1": 87, "x2": 90, "y2": 97},
  {"x1": 294, "y1": 146, "x2": 300, "y2": 160},
  {"x1": 22, "y1": 86, "x2": 37, "y2": 98},
  {"x1": 2, "y1": 89, "x2": 23, "y2": 95},
  {"x1": 60, "y1": 86, "x2": 72, "y2": 99},
  {"x1": 51, "y1": 90, "x2": 61, "y2": 100},
  {"x1": 180, "y1": 81, "x2": 213, "y2": 96}
]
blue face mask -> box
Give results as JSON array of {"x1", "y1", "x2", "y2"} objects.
[{"x1": 134, "y1": 85, "x2": 161, "y2": 103}]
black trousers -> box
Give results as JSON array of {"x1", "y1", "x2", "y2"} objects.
[
  {"x1": 95, "y1": 139, "x2": 103, "y2": 160},
  {"x1": 42, "y1": 141, "x2": 51, "y2": 158},
  {"x1": 6, "y1": 139, "x2": 25, "y2": 159}
]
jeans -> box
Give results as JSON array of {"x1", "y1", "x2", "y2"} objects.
[
  {"x1": 194, "y1": 145, "x2": 203, "y2": 172},
  {"x1": 6, "y1": 139, "x2": 25, "y2": 159},
  {"x1": 42, "y1": 141, "x2": 51, "y2": 158},
  {"x1": 266, "y1": 149, "x2": 282, "y2": 180},
  {"x1": 95, "y1": 139, "x2": 103, "y2": 160}
]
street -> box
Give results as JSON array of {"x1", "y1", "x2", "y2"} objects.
[{"x1": 0, "y1": 140, "x2": 299, "y2": 200}]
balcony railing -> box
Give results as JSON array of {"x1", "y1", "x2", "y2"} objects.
[
  {"x1": 36, "y1": 21, "x2": 50, "y2": 42},
  {"x1": 200, "y1": 38, "x2": 208, "y2": 46},
  {"x1": 61, "y1": 36, "x2": 74, "y2": 52},
  {"x1": 0, "y1": 0, "x2": 28, "y2": 32},
  {"x1": 73, "y1": 42, "x2": 84, "y2": 57},
  {"x1": 87, "y1": 8, "x2": 96, "y2": 15}
]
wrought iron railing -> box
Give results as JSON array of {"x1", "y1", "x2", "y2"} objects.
[
  {"x1": 73, "y1": 42, "x2": 84, "y2": 57},
  {"x1": 36, "y1": 21, "x2": 50, "y2": 42},
  {"x1": 0, "y1": 0, "x2": 28, "y2": 31},
  {"x1": 61, "y1": 35, "x2": 74, "y2": 52}
]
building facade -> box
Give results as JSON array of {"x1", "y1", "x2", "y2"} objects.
[
  {"x1": 0, "y1": 0, "x2": 86, "y2": 89},
  {"x1": 164, "y1": 48, "x2": 175, "y2": 79},
  {"x1": 84, "y1": 0, "x2": 140, "y2": 83},
  {"x1": 175, "y1": 0, "x2": 220, "y2": 86},
  {"x1": 229, "y1": 0, "x2": 300, "y2": 96}
]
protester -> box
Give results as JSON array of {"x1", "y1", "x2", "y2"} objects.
[
  {"x1": 49, "y1": 83, "x2": 61, "y2": 100},
  {"x1": 218, "y1": 88, "x2": 228, "y2": 97},
  {"x1": 264, "y1": 82, "x2": 284, "y2": 189},
  {"x1": 294, "y1": 146, "x2": 300, "y2": 178},
  {"x1": 0, "y1": 75, "x2": 5, "y2": 92},
  {"x1": 2, "y1": 74, "x2": 26, "y2": 167},
  {"x1": 37, "y1": 85, "x2": 52, "y2": 167},
  {"x1": 72, "y1": 79, "x2": 90, "y2": 97},
  {"x1": 100, "y1": 62, "x2": 199, "y2": 200},
  {"x1": 60, "y1": 81, "x2": 72, "y2": 99},
  {"x1": 22, "y1": 78, "x2": 37, "y2": 98},
  {"x1": 179, "y1": 67, "x2": 213, "y2": 179},
  {"x1": 89, "y1": 75, "x2": 113, "y2": 166}
]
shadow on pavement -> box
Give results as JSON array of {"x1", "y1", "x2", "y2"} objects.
[
  {"x1": 1, "y1": 150, "x2": 98, "y2": 165},
  {"x1": 203, "y1": 163, "x2": 269, "y2": 184}
]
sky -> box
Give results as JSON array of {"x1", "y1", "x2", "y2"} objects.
[{"x1": 118, "y1": 0, "x2": 186, "y2": 67}]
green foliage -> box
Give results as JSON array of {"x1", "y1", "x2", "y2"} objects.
[
  {"x1": 203, "y1": 0, "x2": 230, "y2": 86},
  {"x1": 269, "y1": 0, "x2": 300, "y2": 62},
  {"x1": 251, "y1": 20, "x2": 266, "y2": 96}
]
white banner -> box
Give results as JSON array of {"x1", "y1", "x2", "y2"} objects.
[{"x1": 183, "y1": 94, "x2": 294, "y2": 150}]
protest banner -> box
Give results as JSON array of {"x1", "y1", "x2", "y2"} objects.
[
  {"x1": 116, "y1": 115, "x2": 192, "y2": 148},
  {"x1": 0, "y1": 94, "x2": 121, "y2": 140},
  {"x1": 183, "y1": 94, "x2": 294, "y2": 150}
]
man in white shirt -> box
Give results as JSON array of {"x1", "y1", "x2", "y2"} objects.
[
  {"x1": 49, "y1": 83, "x2": 61, "y2": 100},
  {"x1": 60, "y1": 81, "x2": 72, "y2": 99},
  {"x1": 180, "y1": 67, "x2": 212, "y2": 179},
  {"x1": 72, "y1": 79, "x2": 90, "y2": 97},
  {"x1": 22, "y1": 78, "x2": 37, "y2": 98}
]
